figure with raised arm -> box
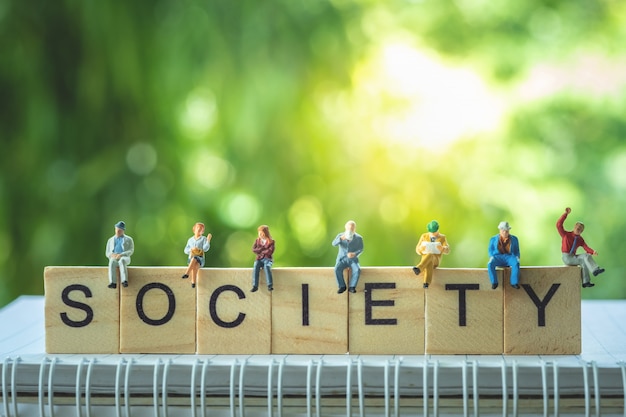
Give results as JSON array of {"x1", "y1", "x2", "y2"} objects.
[
  {"x1": 182, "y1": 222, "x2": 212, "y2": 288},
  {"x1": 557, "y1": 207, "x2": 604, "y2": 288}
]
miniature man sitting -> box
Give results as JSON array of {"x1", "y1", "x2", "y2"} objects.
[
  {"x1": 413, "y1": 220, "x2": 450, "y2": 288},
  {"x1": 557, "y1": 207, "x2": 605, "y2": 288},
  {"x1": 105, "y1": 221, "x2": 134, "y2": 289},
  {"x1": 487, "y1": 221, "x2": 520, "y2": 289},
  {"x1": 332, "y1": 220, "x2": 364, "y2": 294}
]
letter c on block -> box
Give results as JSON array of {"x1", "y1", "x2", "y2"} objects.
[{"x1": 209, "y1": 285, "x2": 246, "y2": 328}]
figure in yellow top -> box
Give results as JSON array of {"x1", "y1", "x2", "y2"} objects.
[{"x1": 412, "y1": 220, "x2": 450, "y2": 288}]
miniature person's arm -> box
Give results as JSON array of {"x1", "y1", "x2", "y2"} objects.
[
  {"x1": 512, "y1": 236, "x2": 521, "y2": 259},
  {"x1": 332, "y1": 233, "x2": 343, "y2": 247},
  {"x1": 350, "y1": 236, "x2": 363, "y2": 258},
  {"x1": 122, "y1": 237, "x2": 134, "y2": 257},
  {"x1": 252, "y1": 239, "x2": 263, "y2": 254},
  {"x1": 580, "y1": 238, "x2": 596, "y2": 255},
  {"x1": 556, "y1": 209, "x2": 569, "y2": 237},
  {"x1": 439, "y1": 235, "x2": 450, "y2": 254},
  {"x1": 184, "y1": 238, "x2": 193, "y2": 256},
  {"x1": 202, "y1": 235, "x2": 211, "y2": 252},
  {"x1": 262, "y1": 240, "x2": 275, "y2": 258}
]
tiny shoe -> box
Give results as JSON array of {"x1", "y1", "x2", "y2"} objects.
[
  {"x1": 511, "y1": 284, "x2": 520, "y2": 289},
  {"x1": 268, "y1": 286, "x2": 273, "y2": 291},
  {"x1": 251, "y1": 286, "x2": 258, "y2": 292},
  {"x1": 593, "y1": 268, "x2": 605, "y2": 276},
  {"x1": 348, "y1": 287, "x2": 356, "y2": 293},
  {"x1": 423, "y1": 283, "x2": 429, "y2": 289},
  {"x1": 182, "y1": 274, "x2": 189, "y2": 279},
  {"x1": 122, "y1": 281, "x2": 128, "y2": 288},
  {"x1": 583, "y1": 282, "x2": 595, "y2": 288},
  {"x1": 492, "y1": 283, "x2": 498, "y2": 290},
  {"x1": 412, "y1": 267, "x2": 421, "y2": 276},
  {"x1": 108, "y1": 283, "x2": 117, "y2": 289},
  {"x1": 192, "y1": 283, "x2": 196, "y2": 288},
  {"x1": 337, "y1": 287, "x2": 347, "y2": 294}
]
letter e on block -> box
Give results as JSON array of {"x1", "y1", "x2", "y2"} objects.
[
  {"x1": 349, "y1": 267, "x2": 424, "y2": 354},
  {"x1": 44, "y1": 267, "x2": 119, "y2": 354},
  {"x1": 197, "y1": 268, "x2": 271, "y2": 354},
  {"x1": 504, "y1": 266, "x2": 581, "y2": 354},
  {"x1": 120, "y1": 267, "x2": 196, "y2": 353}
]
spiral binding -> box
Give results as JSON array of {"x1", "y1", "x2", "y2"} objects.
[{"x1": 1, "y1": 355, "x2": 625, "y2": 417}]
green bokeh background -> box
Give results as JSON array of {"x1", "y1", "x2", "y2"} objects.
[{"x1": 1, "y1": 0, "x2": 625, "y2": 308}]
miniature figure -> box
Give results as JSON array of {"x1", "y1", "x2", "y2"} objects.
[
  {"x1": 487, "y1": 221, "x2": 521, "y2": 289},
  {"x1": 557, "y1": 207, "x2": 604, "y2": 288},
  {"x1": 412, "y1": 220, "x2": 450, "y2": 288},
  {"x1": 182, "y1": 222, "x2": 212, "y2": 288},
  {"x1": 105, "y1": 221, "x2": 134, "y2": 289},
  {"x1": 251, "y1": 225, "x2": 275, "y2": 292},
  {"x1": 332, "y1": 220, "x2": 364, "y2": 294}
]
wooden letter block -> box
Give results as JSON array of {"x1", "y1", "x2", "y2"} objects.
[
  {"x1": 425, "y1": 269, "x2": 503, "y2": 354},
  {"x1": 271, "y1": 268, "x2": 348, "y2": 354},
  {"x1": 197, "y1": 268, "x2": 271, "y2": 354},
  {"x1": 504, "y1": 266, "x2": 581, "y2": 354},
  {"x1": 120, "y1": 267, "x2": 196, "y2": 353},
  {"x1": 44, "y1": 267, "x2": 119, "y2": 354},
  {"x1": 349, "y1": 267, "x2": 424, "y2": 354}
]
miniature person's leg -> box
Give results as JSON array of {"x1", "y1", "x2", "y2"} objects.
[
  {"x1": 579, "y1": 253, "x2": 600, "y2": 278},
  {"x1": 335, "y1": 260, "x2": 348, "y2": 289},
  {"x1": 504, "y1": 255, "x2": 520, "y2": 286},
  {"x1": 108, "y1": 259, "x2": 118, "y2": 284},
  {"x1": 118, "y1": 257, "x2": 130, "y2": 284},
  {"x1": 417, "y1": 255, "x2": 434, "y2": 284},
  {"x1": 262, "y1": 260, "x2": 273, "y2": 289},
  {"x1": 348, "y1": 262, "x2": 360, "y2": 289},
  {"x1": 251, "y1": 260, "x2": 261, "y2": 290},
  {"x1": 190, "y1": 256, "x2": 203, "y2": 285},
  {"x1": 487, "y1": 257, "x2": 500, "y2": 285},
  {"x1": 562, "y1": 254, "x2": 589, "y2": 284}
]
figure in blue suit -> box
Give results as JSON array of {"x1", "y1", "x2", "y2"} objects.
[
  {"x1": 332, "y1": 220, "x2": 364, "y2": 294},
  {"x1": 487, "y1": 221, "x2": 520, "y2": 290}
]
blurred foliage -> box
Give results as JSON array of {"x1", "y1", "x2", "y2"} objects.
[{"x1": 1, "y1": 0, "x2": 625, "y2": 307}]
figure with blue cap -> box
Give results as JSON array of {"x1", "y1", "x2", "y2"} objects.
[
  {"x1": 413, "y1": 220, "x2": 450, "y2": 288},
  {"x1": 487, "y1": 221, "x2": 520, "y2": 290},
  {"x1": 105, "y1": 221, "x2": 134, "y2": 289}
]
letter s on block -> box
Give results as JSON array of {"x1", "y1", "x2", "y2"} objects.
[
  {"x1": 209, "y1": 285, "x2": 246, "y2": 328},
  {"x1": 60, "y1": 284, "x2": 94, "y2": 328}
]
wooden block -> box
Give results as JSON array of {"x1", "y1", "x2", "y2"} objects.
[
  {"x1": 504, "y1": 266, "x2": 581, "y2": 354},
  {"x1": 197, "y1": 268, "x2": 271, "y2": 354},
  {"x1": 44, "y1": 267, "x2": 119, "y2": 354},
  {"x1": 425, "y1": 268, "x2": 503, "y2": 354},
  {"x1": 271, "y1": 268, "x2": 348, "y2": 354},
  {"x1": 349, "y1": 267, "x2": 424, "y2": 354},
  {"x1": 120, "y1": 267, "x2": 196, "y2": 353}
]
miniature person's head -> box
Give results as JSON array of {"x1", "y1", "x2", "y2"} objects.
[
  {"x1": 498, "y1": 221, "x2": 511, "y2": 238},
  {"x1": 258, "y1": 225, "x2": 271, "y2": 240},
  {"x1": 427, "y1": 220, "x2": 439, "y2": 235},
  {"x1": 573, "y1": 222, "x2": 585, "y2": 235},
  {"x1": 193, "y1": 222, "x2": 205, "y2": 236},
  {"x1": 114, "y1": 221, "x2": 126, "y2": 237},
  {"x1": 344, "y1": 220, "x2": 356, "y2": 238}
]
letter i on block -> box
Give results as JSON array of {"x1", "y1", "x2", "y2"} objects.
[
  {"x1": 120, "y1": 267, "x2": 197, "y2": 353},
  {"x1": 45, "y1": 267, "x2": 120, "y2": 354},
  {"x1": 504, "y1": 266, "x2": 581, "y2": 354}
]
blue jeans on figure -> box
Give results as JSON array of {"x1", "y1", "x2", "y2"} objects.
[
  {"x1": 488, "y1": 254, "x2": 519, "y2": 286},
  {"x1": 252, "y1": 258, "x2": 273, "y2": 290},
  {"x1": 334, "y1": 257, "x2": 360, "y2": 289}
]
